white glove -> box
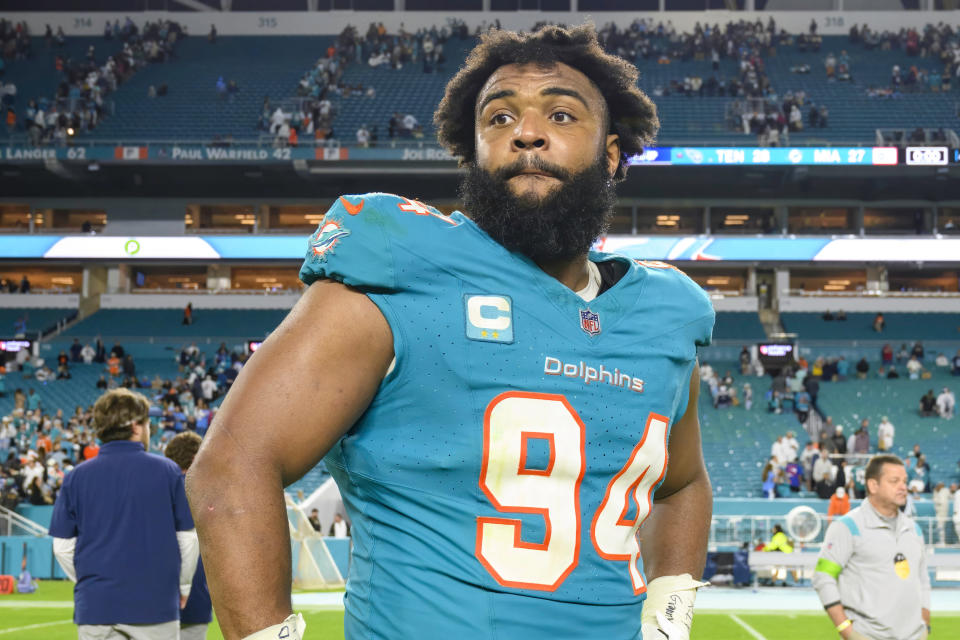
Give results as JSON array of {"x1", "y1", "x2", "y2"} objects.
[
  {"x1": 241, "y1": 613, "x2": 306, "y2": 640},
  {"x1": 639, "y1": 574, "x2": 708, "y2": 640}
]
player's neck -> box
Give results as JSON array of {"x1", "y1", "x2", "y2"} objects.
[
  {"x1": 536, "y1": 255, "x2": 591, "y2": 292},
  {"x1": 867, "y1": 495, "x2": 898, "y2": 518}
]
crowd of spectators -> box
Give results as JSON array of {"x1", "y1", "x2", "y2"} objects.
[
  {"x1": 260, "y1": 19, "x2": 473, "y2": 147},
  {"x1": 0, "y1": 340, "x2": 251, "y2": 511},
  {"x1": 3, "y1": 17, "x2": 186, "y2": 146}
]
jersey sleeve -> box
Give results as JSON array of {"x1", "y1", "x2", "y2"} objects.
[
  {"x1": 812, "y1": 517, "x2": 855, "y2": 608},
  {"x1": 634, "y1": 261, "x2": 715, "y2": 348},
  {"x1": 299, "y1": 193, "x2": 457, "y2": 291}
]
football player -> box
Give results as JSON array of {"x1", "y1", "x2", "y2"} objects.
[{"x1": 189, "y1": 24, "x2": 714, "y2": 640}]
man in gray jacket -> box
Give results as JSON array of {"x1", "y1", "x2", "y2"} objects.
[{"x1": 813, "y1": 454, "x2": 930, "y2": 640}]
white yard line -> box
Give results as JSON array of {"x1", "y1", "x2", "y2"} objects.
[
  {"x1": 728, "y1": 614, "x2": 769, "y2": 640},
  {"x1": 0, "y1": 601, "x2": 73, "y2": 608},
  {"x1": 0, "y1": 620, "x2": 71, "y2": 635}
]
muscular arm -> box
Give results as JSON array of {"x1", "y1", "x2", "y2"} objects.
[
  {"x1": 640, "y1": 365, "x2": 712, "y2": 581},
  {"x1": 186, "y1": 280, "x2": 393, "y2": 640}
]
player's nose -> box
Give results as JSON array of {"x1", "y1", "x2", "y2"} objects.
[{"x1": 511, "y1": 113, "x2": 547, "y2": 151}]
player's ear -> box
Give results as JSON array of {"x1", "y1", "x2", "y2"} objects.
[{"x1": 604, "y1": 134, "x2": 620, "y2": 178}]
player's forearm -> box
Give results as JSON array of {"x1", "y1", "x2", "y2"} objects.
[
  {"x1": 186, "y1": 455, "x2": 293, "y2": 640},
  {"x1": 640, "y1": 470, "x2": 712, "y2": 581}
]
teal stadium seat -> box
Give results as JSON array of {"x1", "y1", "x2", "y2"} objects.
[
  {"x1": 781, "y1": 312, "x2": 960, "y2": 341},
  {"x1": 712, "y1": 311, "x2": 767, "y2": 341},
  {"x1": 3, "y1": 34, "x2": 956, "y2": 145}
]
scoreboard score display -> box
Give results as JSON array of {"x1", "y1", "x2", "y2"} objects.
[
  {"x1": 0, "y1": 339, "x2": 33, "y2": 365},
  {"x1": 757, "y1": 341, "x2": 798, "y2": 376}
]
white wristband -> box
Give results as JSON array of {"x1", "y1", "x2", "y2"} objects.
[
  {"x1": 241, "y1": 613, "x2": 306, "y2": 640},
  {"x1": 640, "y1": 574, "x2": 708, "y2": 640}
]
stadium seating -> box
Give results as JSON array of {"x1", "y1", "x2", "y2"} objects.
[
  {"x1": 713, "y1": 311, "x2": 767, "y2": 341},
  {"x1": 0, "y1": 307, "x2": 77, "y2": 337},
  {"x1": 3, "y1": 31, "x2": 956, "y2": 146},
  {"x1": 0, "y1": 37, "x2": 124, "y2": 143},
  {"x1": 781, "y1": 312, "x2": 960, "y2": 341},
  {"x1": 699, "y1": 360, "x2": 958, "y2": 498},
  {"x1": 59, "y1": 308, "x2": 287, "y2": 339}
]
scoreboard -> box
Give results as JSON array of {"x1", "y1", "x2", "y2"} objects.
[{"x1": 628, "y1": 146, "x2": 959, "y2": 167}]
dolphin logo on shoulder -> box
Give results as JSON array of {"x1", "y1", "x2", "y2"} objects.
[{"x1": 310, "y1": 220, "x2": 351, "y2": 260}]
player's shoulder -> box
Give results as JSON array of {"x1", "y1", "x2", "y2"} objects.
[
  {"x1": 330, "y1": 192, "x2": 454, "y2": 226},
  {"x1": 630, "y1": 259, "x2": 714, "y2": 315},
  {"x1": 300, "y1": 193, "x2": 458, "y2": 290}
]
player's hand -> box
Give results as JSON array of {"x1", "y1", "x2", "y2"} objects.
[
  {"x1": 640, "y1": 611, "x2": 690, "y2": 640},
  {"x1": 180, "y1": 595, "x2": 188, "y2": 609}
]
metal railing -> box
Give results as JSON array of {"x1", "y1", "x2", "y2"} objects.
[
  {"x1": 0, "y1": 505, "x2": 49, "y2": 537},
  {"x1": 787, "y1": 289, "x2": 960, "y2": 298},
  {"x1": 710, "y1": 514, "x2": 956, "y2": 548}
]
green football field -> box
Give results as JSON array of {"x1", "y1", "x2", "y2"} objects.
[{"x1": 2, "y1": 581, "x2": 959, "y2": 639}]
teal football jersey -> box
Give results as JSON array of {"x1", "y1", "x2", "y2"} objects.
[{"x1": 299, "y1": 193, "x2": 715, "y2": 639}]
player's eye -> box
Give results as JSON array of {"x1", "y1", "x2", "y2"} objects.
[
  {"x1": 490, "y1": 113, "x2": 513, "y2": 126},
  {"x1": 550, "y1": 112, "x2": 575, "y2": 123}
]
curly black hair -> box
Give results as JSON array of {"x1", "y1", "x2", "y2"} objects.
[{"x1": 434, "y1": 24, "x2": 658, "y2": 182}]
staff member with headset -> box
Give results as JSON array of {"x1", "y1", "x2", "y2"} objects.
[{"x1": 813, "y1": 454, "x2": 931, "y2": 640}]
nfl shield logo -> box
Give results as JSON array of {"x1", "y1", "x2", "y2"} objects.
[{"x1": 579, "y1": 309, "x2": 601, "y2": 336}]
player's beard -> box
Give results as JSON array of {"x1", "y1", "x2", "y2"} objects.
[{"x1": 459, "y1": 154, "x2": 616, "y2": 263}]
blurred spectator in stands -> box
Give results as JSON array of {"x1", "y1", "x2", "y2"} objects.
[
  {"x1": 877, "y1": 416, "x2": 895, "y2": 452},
  {"x1": 827, "y1": 487, "x2": 850, "y2": 523},
  {"x1": 183, "y1": 302, "x2": 193, "y2": 326},
  {"x1": 55, "y1": 26, "x2": 65, "y2": 47},
  {"x1": 761, "y1": 458, "x2": 777, "y2": 499},
  {"x1": 847, "y1": 460, "x2": 866, "y2": 499},
  {"x1": 920, "y1": 389, "x2": 938, "y2": 416},
  {"x1": 356, "y1": 124, "x2": 371, "y2": 148},
  {"x1": 953, "y1": 349, "x2": 960, "y2": 376},
  {"x1": 743, "y1": 382, "x2": 752, "y2": 410},
  {"x1": 818, "y1": 104, "x2": 828, "y2": 127},
  {"x1": 933, "y1": 482, "x2": 951, "y2": 544},
  {"x1": 853, "y1": 419, "x2": 870, "y2": 454},
  {"x1": 800, "y1": 442, "x2": 818, "y2": 490},
  {"x1": 794, "y1": 387, "x2": 811, "y2": 424},
  {"x1": 308, "y1": 509, "x2": 322, "y2": 532},
  {"x1": 831, "y1": 425, "x2": 847, "y2": 455},
  {"x1": 935, "y1": 352, "x2": 949, "y2": 368},
  {"x1": 886, "y1": 365, "x2": 900, "y2": 379},
  {"x1": 873, "y1": 313, "x2": 886, "y2": 333},
  {"x1": 937, "y1": 387, "x2": 955, "y2": 419},
  {"x1": 912, "y1": 341, "x2": 925, "y2": 361},
  {"x1": 69, "y1": 339, "x2": 83, "y2": 363},
  {"x1": 208, "y1": 24, "x2": 217, "y2": 44},
  {"x1": 880, "y1": 344, "x2": 893, "y2": 367},
  {"x1": 329, "y1": 513, "x2": 350, "y2": 538},
  {"x1": 855, "y1": 357, "x2": 869, "y2": 380},
  {"x1": 80, "y1": 343, "x2": 95, "y2": 365},
  {"x1": 813, "y1": 452, "x2": 835, "y2": 499},
  {"x1": 19, "y1": 275, "x2": 30, "y2": 293},
  {"x1": 107, "y1": 352, "x2": 121, "y2": 377},
  {"x1": 96, "y1": 375, "x2": 107, "y2": 390},
  {"x1": 26, "y1": 389, "x2": 40, "y2": 412},
  {"x1": 824, "y1": 52, "x2": 836, "y2": 78},
  {"x1": 739, "y1": 346, "x2": 750, "y2": 374},
  {"x1": 122, "y1": 354, "x2": 136, "y2": 380},
  {"x1": 57, "y1": 353, "x2": 71, "y2": 380}
]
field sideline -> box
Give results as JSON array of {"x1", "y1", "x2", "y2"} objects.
[{"x1": 2, "y1": 581, "x2": 959, "y2": 639}]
